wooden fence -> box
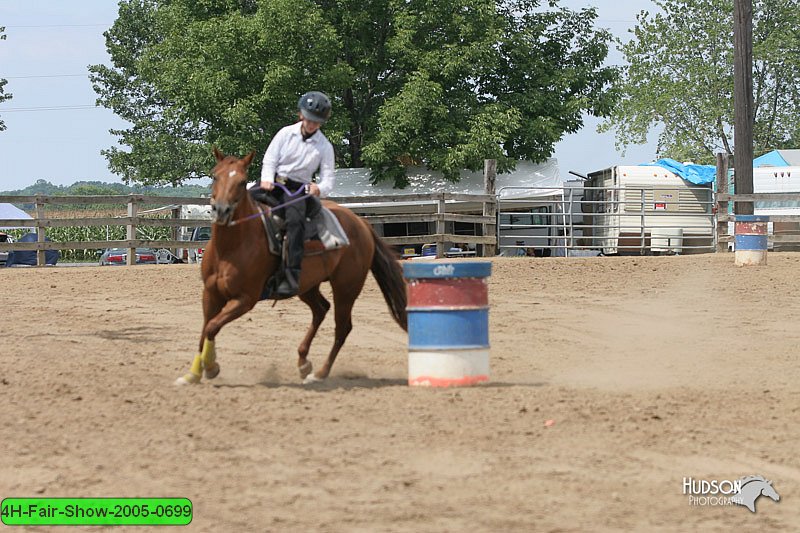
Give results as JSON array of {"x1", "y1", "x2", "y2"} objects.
[
  {"x1": 0, "y1": 195, "x2": 213, "y2": 266},
  {"x1": 329, "y1": 192, "x2": 497, "y2": 255},
  {"x1": 716, "y1": 192, "x2": 800, "y2": 250},
  {"x1": 0, "y1": 192, "x2": 498, "y2": 266}
]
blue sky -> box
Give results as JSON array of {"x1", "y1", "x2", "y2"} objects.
[{"x1": 0, "y1": 0, "x2": 660, "y2": 190}]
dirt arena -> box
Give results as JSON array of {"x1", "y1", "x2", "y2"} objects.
[{"x1": 2, "y1": 254, "x2": 799, "y2": 531}]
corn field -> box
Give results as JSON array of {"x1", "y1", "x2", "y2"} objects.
[{"x1": 4, "y1": 207, "x2": 176, "y2": 262}]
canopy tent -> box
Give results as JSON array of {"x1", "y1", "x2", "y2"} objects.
[
  {"x1": 754, "y1": 149, "x2": 800, "y2": 167},
  {"x1": 0, "y1": 203, "x2": 33, "y2": 230}
]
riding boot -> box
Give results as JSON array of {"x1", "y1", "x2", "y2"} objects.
[{"x1": 273, "y1": 268, "x2": 301, "y2": 298}]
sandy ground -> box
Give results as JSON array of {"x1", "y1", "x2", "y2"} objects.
[{"x1": 1, "y1": 253, "x2": 799, "y2": 532}]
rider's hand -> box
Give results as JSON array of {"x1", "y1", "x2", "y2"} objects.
[
  {"x1": 260, "y1": 181, "x2": 274, "y2": 191},
  {"x1": 306, "y1": 183, "x2": 321, "y2": 197}
]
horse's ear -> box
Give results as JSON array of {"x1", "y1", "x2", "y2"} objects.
[
  {"x1": 213, "y1": 146, "x2": 225, "y2": 162},
  {"x1": 242, "y1": 151, "x2": 256, "y2": 167}
]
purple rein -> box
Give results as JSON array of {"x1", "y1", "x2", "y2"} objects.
[{"x1": 227, "y1": 182, "x2": 310, "y2": 226}]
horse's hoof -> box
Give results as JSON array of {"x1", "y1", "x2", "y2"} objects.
[
  {"x1": 204, "y1": 362, "x2": 220, "y2": 379},
  {"x1": 298, "y1": 360, "x2": 313, "y2": 380},
  {"x1": 302, "y1": 373, "x2": 324, "y2": 385},
  {"x1": 175, "y1": 373, "x2": 201, "y2": 386}
]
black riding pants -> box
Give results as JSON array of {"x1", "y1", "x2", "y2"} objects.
[{"x1": 273, "y1": 180, "x2": 314, "y2": 271}]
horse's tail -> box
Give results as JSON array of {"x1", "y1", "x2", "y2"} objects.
[{"x1": 370, "y1": 227, "x2": 408, "y2": 331}]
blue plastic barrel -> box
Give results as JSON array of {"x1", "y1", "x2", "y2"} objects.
[
  {"x1": 735, "y1": 215, "x2": 769, "y2": 266},
  {"x1": 403, "y1": 262, "x2": 491, "y2": 386}
]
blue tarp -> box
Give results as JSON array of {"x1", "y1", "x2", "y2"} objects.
[
  {"x1": 754, "y1": 150, "x2": 790, "y2": 167},
  {"x1": 641, "y1": 158, "x2": 716, "y2": 185},
  {"x1": 6, "y1": 232, "x2": 59, "y2": 266}
]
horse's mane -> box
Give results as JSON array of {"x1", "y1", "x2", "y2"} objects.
[{"x1": 740, "y1": 475, "x2": 768, "y2": 486}]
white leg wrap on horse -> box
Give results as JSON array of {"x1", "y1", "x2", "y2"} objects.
[
  {"x1": 174, "y1": 373, "x2": 201, "y2": 386},
  {"x1": 302, "y1": 372, "x2": 323, "y2": 385}
]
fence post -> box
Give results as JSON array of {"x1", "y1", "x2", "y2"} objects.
[
  {"x1": 436, "y1": 195, "x2": 446, "y2": 258},
  {"x1": 35, "y1": 196, "x2": 46, "y2": 266},
  {"x1": 127, "y1": 196, "x2": 138, "y2": 266},
  {"x1": 715, "y1": 152, "x2": 730, "y2": 252},
  {"x1": 568, "y1": 188, "x2": 575, "y2": 250},
  {"x1": 482, "y1": 159, "x2": 497, "y2": 257},
  {"x1": 172, "y1": 206, "x2": 181, "y2": 259}
]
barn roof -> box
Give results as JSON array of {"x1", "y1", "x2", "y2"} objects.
[
  {"x1": 331, "y1": 159, "x2": 562, "y2": 200},
  {"x1": 0, "y1": 203, "x2": 33, "y2": 230}
]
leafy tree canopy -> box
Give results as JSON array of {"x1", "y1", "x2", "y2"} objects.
[
  {"x1": 92, "y1": 0, "x2": 617, "y2": 187},
  {"x1": 2, "y1": 178, "x2": 210, "y2": 197},
  {"x1": 601, "y1": 0, "x2": 800, "y2": 164},
  {"x1": 0, "y1": 27, "x2": 13, "y2": 132}
]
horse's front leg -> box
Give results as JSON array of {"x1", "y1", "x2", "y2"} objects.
[{"x1": 176, "y1": 295, "x2": 257, "y2": 385}]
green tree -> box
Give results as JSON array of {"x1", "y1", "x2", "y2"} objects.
[
  {"x1": 0, "y1": 27, "x2": 13, "y2": 131},
  {"x1": 92, "y1": 0, "x2": 617, "y2": 187},
  {"x1": 90, "y1": 0, "x2": 350, "y2": 186},
  {"x1": 364, "y1": 2, "x2": 618, "y2": 184},
  {"x1": 601, "y1": 0, "x2": 800, "y2": 163}
]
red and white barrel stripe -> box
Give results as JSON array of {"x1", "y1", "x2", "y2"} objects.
[
  {"x1": 403, "y1": 262, "x2": 492, "y2": 387},
  {"x1": 734, "y1": 215, "x2": 769, "y2": 266}
]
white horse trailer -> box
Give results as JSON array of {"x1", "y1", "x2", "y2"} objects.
[
  {"x1": 753, "y1": 166, "x2": 800, "y2": 250},
  {"x1": 584, "y1": 166, "x2": 714, "y2": 254}
]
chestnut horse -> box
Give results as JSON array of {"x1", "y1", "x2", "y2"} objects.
[{"x1": 176, "y1": 148, "x2": 407, "y2": 385}]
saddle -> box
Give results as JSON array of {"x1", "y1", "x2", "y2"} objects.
[{"x1": 249, "y1": 188, "x2": 350, "y2": 300}]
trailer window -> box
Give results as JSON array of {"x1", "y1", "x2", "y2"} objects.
[
  {"x1": 499, "y1": 207, "x2": 549, "y2": 226},
  {"x1": 383, "y1": 222, "x2": 430, "y2": 237},
  {"x1": 453, "y1": 222, "x2": 476, "y2": 236}
]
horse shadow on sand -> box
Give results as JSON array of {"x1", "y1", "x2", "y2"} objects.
[{"x1": 209, "y1": 367, "x2": 547, "y2": 391}]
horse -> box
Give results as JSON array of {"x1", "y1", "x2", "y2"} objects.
[
  {"x1": 730, "y1": 475, "x2": 780, "y2": 513},
  {"x1": 175, "y1": 148, "x2": 407, "y2": 385}
]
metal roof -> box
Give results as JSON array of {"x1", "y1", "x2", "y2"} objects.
[{"x1": 330, "y1": 159, "x2": 562, "y2": 200}]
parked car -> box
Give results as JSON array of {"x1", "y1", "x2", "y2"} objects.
[
  {"x1": 0, "y1": 232, "x2": 12, "y2": 265},
  {"x1": 99, "y1": 247, "x2": 158, "y2": 266},
  {"x1": 189, "y1": 226, "x2": 212, "y2": 263}
]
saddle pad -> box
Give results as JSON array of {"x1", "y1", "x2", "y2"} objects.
[
  {"x1": 314, "y1": 206, "x2": 350, "y2": 251},
  {"x1": 264, "y1": 205, "x2": 350, "y2": 257}
]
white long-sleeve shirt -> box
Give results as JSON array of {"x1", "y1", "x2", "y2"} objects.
[{"x1": 259, "y1": 121, "x2": 336, "y2": 197}]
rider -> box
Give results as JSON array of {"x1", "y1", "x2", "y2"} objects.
[{"x1": 259, "y1": 91, "x2": 336, "y2": 298}]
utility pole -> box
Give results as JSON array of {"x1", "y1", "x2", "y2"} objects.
[{"x1": 733, "y1": 0, "x2": 754, "y2": 215}]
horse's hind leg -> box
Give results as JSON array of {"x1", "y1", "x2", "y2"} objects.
[
  {"x1": 305, "y1": 279, "x2": 363, "y2": 383},
  {"x1": 297, "y1": 286, "x2": 330, "y2": 379}
]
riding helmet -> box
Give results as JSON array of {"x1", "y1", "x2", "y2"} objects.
[{"x1": 298, "y1": 91, "x2": 332, "y2": 123}]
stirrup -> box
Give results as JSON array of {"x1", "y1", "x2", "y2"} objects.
[
  {"x1": 266, "y1": 269, "x2": 299, "y2": 299},
  {"x1": 273, "y1": 280, "x2": 298, "y2": 298}
]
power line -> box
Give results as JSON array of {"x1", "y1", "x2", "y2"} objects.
[
  {"x1": 1, "y1": 105, "x2": 100, "y2": 112},
  {"x1": 5, "y1": 74, "x2": 88, "y2": 79},
  {"x1": 3, "y1": 24, "x2": 109, "y2": 29}
]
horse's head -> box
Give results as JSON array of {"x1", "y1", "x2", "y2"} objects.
[
  {"x1": 210, "y1": 147, "x2": 256, "y2": 225},
  {"x1": 761, "y1": 480, "x2": 780, "y2": 502}
]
